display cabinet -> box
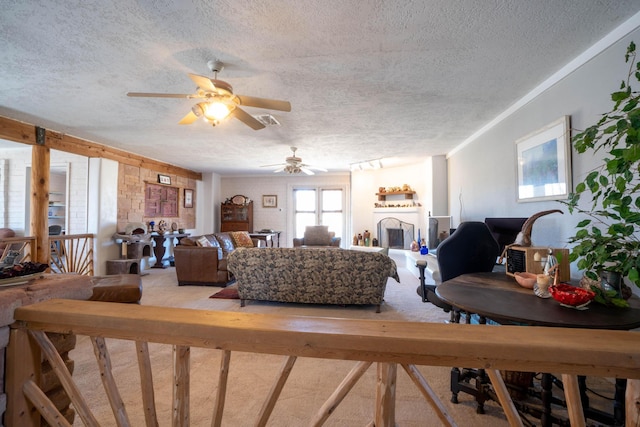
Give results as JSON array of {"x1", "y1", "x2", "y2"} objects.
[{"x1": 221, "y1": 200, "x2": 253, "y2": 232}]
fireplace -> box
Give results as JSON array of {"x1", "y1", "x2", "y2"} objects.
[{"x1": 377, "y1": 217, "x2": 415, "y2": 250}]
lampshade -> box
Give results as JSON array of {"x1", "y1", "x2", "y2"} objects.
[{"x1": 203, "y1": 102, "x2": 232, "y2": 121}]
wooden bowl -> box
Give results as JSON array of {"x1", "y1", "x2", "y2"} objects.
[{"x1": 514, "y1": 272, "x2": 537, "y2": 289}]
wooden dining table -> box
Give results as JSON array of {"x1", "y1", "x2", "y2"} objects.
[{"x1": 436, "y1": 272, "x2": 640, "y2": 426}]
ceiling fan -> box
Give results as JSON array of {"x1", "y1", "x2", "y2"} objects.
[
  {"x1": 261, "y1": 147, "x2": 328, "y2": 175},
  {"x1": 126, "y1": 60, "x2": 291, "y2": 130}
]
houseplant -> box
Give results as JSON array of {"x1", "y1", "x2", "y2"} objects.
[{"x1": 563, "y1": 41, "x2": 640, "y2": 306}]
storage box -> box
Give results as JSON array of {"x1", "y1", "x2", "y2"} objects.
[{"x1": 505, "y1": 246, "x2": 570, "y2": 282}]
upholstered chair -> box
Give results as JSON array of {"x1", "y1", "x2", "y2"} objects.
[
  {"x1": 293, "y1": 225, "x2": 341, "y2": 248},
  {"x1": 421, "y1": 221, "x2": 500, "y2": 320}
]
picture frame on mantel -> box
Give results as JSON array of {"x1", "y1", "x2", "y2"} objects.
[
  {"x1": 515, "y1": 115, "x2": 572, "y2": 203},
  {"x1": 262, "y1": 195, "x2": 277, "y2": 208},
  {"x1": 157, "y1": 174, "x2": 171, "y2": 185},
  {"x1": 184, "y1": 189, "x2": 193, "y2": 208}
]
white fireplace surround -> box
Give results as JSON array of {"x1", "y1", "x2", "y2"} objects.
[{"x1": 373, "y1": 207, "x2": 423, "y2": 249}]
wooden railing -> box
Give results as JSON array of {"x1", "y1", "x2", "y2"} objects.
[
  {"x1": 0, "y1": 234, "x2": 94, "y2": 275},
  {"x1": 48, "y1": 233, "x2": 94, "y2": 276},
  {"x1": 8, "y1": 299, "x2": 640, "y2": 427}
]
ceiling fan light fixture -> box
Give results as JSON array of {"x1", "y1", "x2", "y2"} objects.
[{"x1": 203, "y1": 101, "x2": 232, "y2": 121}]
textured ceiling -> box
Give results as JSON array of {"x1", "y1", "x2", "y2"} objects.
[{"x1": 1, "y1": 1, "x2": 640, "y2": 175}]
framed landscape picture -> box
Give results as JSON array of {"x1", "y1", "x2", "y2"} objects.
[
  {"x1": 515, "y1": 116, "x2": 572, "y2": 202},
  {"x1": 262, "y1": 195, "x2": 277, "y2": 208}
]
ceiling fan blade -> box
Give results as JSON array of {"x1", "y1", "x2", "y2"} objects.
[
  {"x1": 127, "y1": 92, "x2": 194, "y2": 98},
  {"x1": 300, "y1": 167, "x2": 315, "y2": 175},
  {"x1": 178, "y1": 110, "x2": 199, "y2": 125},
  {"x1": 273, "y1": 166, "x2": 286, "y2": 173},
  {"x1": 188, "y1": 73, "x2": 216, "y2": 91},
  {"x1": 231, "y1": 107, "x2": 266, "y2": 130},
  {"x1": 301, "y1": 163, "x2": 328, "y2": 172},
  {"x1": 236, "y1": 95, "x2": 291, "y2": 112},
  {"x1": 260, "y1": 163, "x2": 286, "y2": 168}
]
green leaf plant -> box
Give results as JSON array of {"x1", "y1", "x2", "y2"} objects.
[{"x1": 562, "y1": 41, "x2": 640, "y2": 300}]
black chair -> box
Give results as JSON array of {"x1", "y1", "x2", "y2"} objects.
[
  {"x1": 49, "y1": 225, "x2": 63, "y2": 258},
  {"x1": 421, "y1": 221, "x2": 500, "y2": 321},
  {"x1": 48, "y1": 225, "x2": 62, "y2": 235}
]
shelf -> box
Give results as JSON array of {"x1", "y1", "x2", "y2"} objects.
[{"x1": 375, "y1": 191, "x2": 416, "y2": 201}]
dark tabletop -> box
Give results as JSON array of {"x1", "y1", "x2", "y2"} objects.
[{"x1": 436, "y1": 272, "x2": 640, "y2": 330}]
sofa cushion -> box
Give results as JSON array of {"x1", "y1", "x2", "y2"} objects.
[
  {"x1": 180, "y1": 237, "x2": 197, "y2": 246},
  {"x1": 304, "y1": 226, "x2": 331, "y2": 246},
  {"x1": 230, "y1": 231, "x2": 254, "y2": 248},
  {"x1": 215, "y1": 232, "x2": 236, "y2": 256},
  {"x1": 196, "y1": 236, "x2": 213, "y2": 247},
  {"x1": 205, "y1": 235, "x2": 221, "y2": 248}
]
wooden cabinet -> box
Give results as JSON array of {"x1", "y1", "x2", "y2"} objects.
[{"x1": 221, "y1": 201, "x2": 253, "y2": 232}]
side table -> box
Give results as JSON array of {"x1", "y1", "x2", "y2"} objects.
[{"x1": 150, "y1": 233, "x2": 190, "y2": 268}]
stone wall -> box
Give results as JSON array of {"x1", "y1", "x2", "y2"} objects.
[{"x1": 117, "y1": 164, "x2": 197, "y2": 233}]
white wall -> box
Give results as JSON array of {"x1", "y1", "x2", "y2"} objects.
[
  {"x1": 0, "y1": 146, "x2": 88, "y2": 235},
  {"x1": 447, "y1": 27, "x2": 640, "y2": 280},
  {"x1": 221, "y1": 173, "x2": 350, "y2": 246}
]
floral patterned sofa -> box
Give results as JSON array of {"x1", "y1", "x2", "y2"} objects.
[{"x1": 227, "y1": 248, "x2": 399, "y2": 312}]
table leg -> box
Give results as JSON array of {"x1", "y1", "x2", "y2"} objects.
[
  {"x1": 151, "y1": 236, "x2": 167, "y2": 269},
  {"x1": 540, "y1": 373, "x2": 553, "y2": 427}
]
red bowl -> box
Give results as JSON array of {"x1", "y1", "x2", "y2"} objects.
[{"x1": 549, "y1": 283, "x2": 595, "y2": 307}]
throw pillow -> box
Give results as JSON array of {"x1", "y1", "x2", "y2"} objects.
[
  {"x1": 304, "y1": 226, "x2": 331, "y2": 246},
  {"x1": 196, "y1": 236, "x2": 213, "y2": 247},
  {"x1": 230, "y1": 231, "x2": 254, "y2": 248}
]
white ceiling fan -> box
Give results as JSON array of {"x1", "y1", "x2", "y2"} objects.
[
  {"x1": 126, "y1": 60, "x2": 291, "y2": 130},
  {"x1": 261, "y1": 147, "x2": 327, "y2": 175}
]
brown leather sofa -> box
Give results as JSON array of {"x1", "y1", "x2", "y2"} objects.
[{"x1": 173, "y1": 231, "x2": 264, "y2": 286}]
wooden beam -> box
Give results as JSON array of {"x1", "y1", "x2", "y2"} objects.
[{"x1": 0, "y1": 115, "x2": 202, "y2": 180}]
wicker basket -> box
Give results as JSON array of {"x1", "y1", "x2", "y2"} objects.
[{"x1": 501, "y1": 370, "x2": 534, "y2": 400}]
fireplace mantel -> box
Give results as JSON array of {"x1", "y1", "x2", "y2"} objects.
[{"x1": 373, "y1": 207, "x2": 421, "y2": 214}]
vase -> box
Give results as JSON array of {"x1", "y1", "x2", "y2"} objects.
[{"x1": 601, "y1": 271, "x2": 623, "y2": 298}]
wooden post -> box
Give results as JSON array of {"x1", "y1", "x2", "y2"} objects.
[
  {"x1": 6, "y1": 326, "x2": 41, "y2": 427},
  {"x1": 375, "y1": 362, "x2": 397, "y2": 427},
  {"x1": 31, "y1": 143, "x2": 50, "y2": 264}
]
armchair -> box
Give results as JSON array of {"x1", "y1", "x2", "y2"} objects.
[
  {"x1": 293, "y1": 225, "x2": 341, "y2": 248},
  {"x1": 419, "y1": 222, "x2": 500, "y2": 320}
]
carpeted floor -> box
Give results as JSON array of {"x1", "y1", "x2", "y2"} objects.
[{"x1": 69, "y1": 254, "x2": 617, "y2": 426}]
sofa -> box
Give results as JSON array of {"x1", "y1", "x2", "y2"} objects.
[
  {"x1": 293, "y1": 225, "x2": 341, "y2": 248},
  {"x1": 173, "y1": 231, "x2": 265, "y2": 286},
  {"x1": 227, "y1": 248, "x2": 400, "y2": 312}
]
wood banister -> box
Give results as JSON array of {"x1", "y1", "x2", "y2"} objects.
[{"x1": 14, "y1": 299, "x2": 640, "y2": 379}]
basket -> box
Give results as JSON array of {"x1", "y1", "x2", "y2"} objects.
[
  {"x1": 501, "y1": 370, "x2": 534, "y2": 400},
  {"x1": 549, "y1": 283, "x2": 595, "y2": 307}
]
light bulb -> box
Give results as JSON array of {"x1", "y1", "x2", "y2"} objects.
[{"x1": 204, "y1": 102, "x2": 231, "y2": 121}]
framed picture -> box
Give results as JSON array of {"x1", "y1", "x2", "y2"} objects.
[
  {"x1": 262, "y1": 195, "x2": 277, "y2": 208},
  {"x1": 184, "y1": 189, "x2": 193, "y2": 208},
  {"x1": 158, "y1": 174, "x2": 171, "y2": 185},
  {"x1": 515, "y1": 116, "x2": 572, "y2": 203}
]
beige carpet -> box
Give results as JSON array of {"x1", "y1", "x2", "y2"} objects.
[{"x1": 68, "y1": 257, "x2": 613, "y2": 426}]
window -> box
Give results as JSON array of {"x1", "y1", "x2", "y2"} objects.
[{"x1": 293, "y1": 188, "x2": 344, "y2": 241}]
